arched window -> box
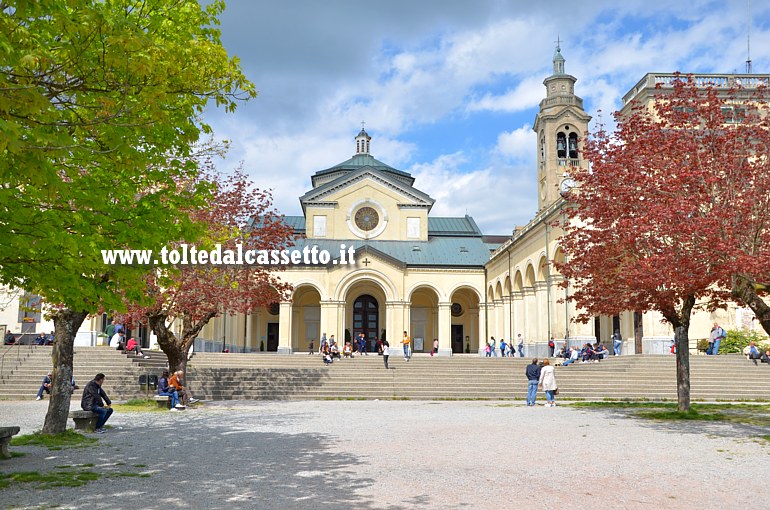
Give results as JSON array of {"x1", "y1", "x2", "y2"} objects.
[
  {"x1": 556, "y1": 132, "x2": 566, "y2": 159},
  {"x1": 540, "y1": 133, "x2": 545, "y2": 161},
  {"x1": 568, "y1": 132, "x2": 578, "y2": 159}
]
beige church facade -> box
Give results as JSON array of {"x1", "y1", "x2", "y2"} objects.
[{"x1": 189, "y1": 47, "x2": 768, "y2": 357}]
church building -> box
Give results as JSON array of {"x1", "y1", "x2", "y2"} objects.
[{"x1": 236, "y1": 128, "x2": 496, "y2": 355}]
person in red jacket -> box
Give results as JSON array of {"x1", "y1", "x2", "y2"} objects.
[{"x1": 125, "y1": 337, "x2": 149, "y2": 359}]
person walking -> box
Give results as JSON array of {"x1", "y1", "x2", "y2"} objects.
[
  {"x1": 548, "y1": 337, "x2": 555, "y2": 357},
  {"x1": 81, "y1": 373, "x2": 113, "y2": 433},
  {"x1": 612, "y1": 329, "x2": 622, "y2": 356},
  {"x1": 401, "y1": 331, "x2": 411, "y2": 363},
  {"x1": 538, "y1": 359, "x2": 558, "y2": 407},
  {"x1": 525, "y1": 359, "x2": 541, "y2": 407},
  {"x1": 500, "y1": 339, "x2": 507, "y2": 358},
  {"x1": 383, "y1": 339, "x2": 390, "y2": 369},
  {"x1": 517, "y1": 334, "x2": 525, "y2": 358}
]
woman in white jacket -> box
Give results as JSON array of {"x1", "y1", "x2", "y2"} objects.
[{"x1": 538, "y1": 359, "x2": 558, "y2": 407}]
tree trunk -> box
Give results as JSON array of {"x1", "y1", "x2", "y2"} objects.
[
  {"x1": 674, "y1": 324, "x2": 691, "y2": 412},
  {"x1": 662, "y1": 294, "x2": 695, "y2": 412},
  {"x1": 42, "y1": 309, "x2": 88, "y2": 434},
  {"x1": 731, "y1": 274, "x2": 770, "y2": 337},
  {"x1": 148, "y1": 312, "x2": 187, "y2": 374},
  {"x1": 148, "y1": 310, "x2": 216, "y2": 374}
]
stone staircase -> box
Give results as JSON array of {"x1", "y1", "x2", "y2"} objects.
[
  {"x1": 2, "y1": 345, "x2": 768, "y2": 402},
  {"x1": 0, "y1": 344, "x2": 168, "y2": 401},
  {"x1": 185, "y1": 353, "x2": 770, "y2": 401}
]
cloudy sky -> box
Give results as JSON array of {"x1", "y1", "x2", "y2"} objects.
[{"x1": 202, "y1": 0, "x2": 770, "y2": 234}]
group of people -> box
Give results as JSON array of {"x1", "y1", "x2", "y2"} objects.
[
  {"x1": 314, "y1": 331, "x2": 416, "y2": 369},
  {"x1": 525, "y1": 358, "x2": 558, "y2": 407},
  {"x1": 485, "y1": 334, "x2": 525, "y2": 358},
  {"x1": 34, "y1": 332, "x2": 55, "y2": 345},
  {"x1": 35, "y1": 366, "x2": 200, "y2": 433},
  {"x1": 158, "y1": 369, "x2": 199, "y2": 410},
  {"x1": 559, "y1": 342, "x2": 610, "y2": 365}
]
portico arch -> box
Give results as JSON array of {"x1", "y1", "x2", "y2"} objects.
[
  {"x1": 450, "y1": 286, "x2": 481, "y2": 354},
  {"x1": 344, "y1": 278, "x2": 388, "y2": 352},
  {"x1": 409, "y1": 285, "x2": 439, "y2": 353},
  {"x1": 291, "y1": 285, "x2": 322, "y2": 353}
]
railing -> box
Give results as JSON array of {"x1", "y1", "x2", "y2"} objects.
[
  {"x1": 0, "y1": 341, "x2": 37, "y2": 382},
  {"x1": 557, "y1": 158, "x2": 581, "y2": 167},
  {"x1": 623, "y1": 73, "x2": 770, "y2": 105},
  {"x1": 192, "y1": 338, "x2": 256, "y2": 354}
]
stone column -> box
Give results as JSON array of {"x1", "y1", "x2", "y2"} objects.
[
  {"x1": 437, "y1": 302, "x2": 452, "y2": 356},
  {"x1": 477, "y1": 303, "x2": 487, "y2": 356},
  {"x1": 469, "y1": 306, "x2": 479, "y2": 355},
  {"x1": 502, "y1": 295, "x2": 512, "y2": 343},
  {"x1": 277, "y1": 301, "x2": 293, "y2": 354},
  {"x1": 245, "y1": 313, "x2": 253, "y2": 353}
]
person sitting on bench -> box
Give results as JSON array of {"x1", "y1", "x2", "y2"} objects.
[
  {"x1": 158, "y1": 369, "x2": 184, "y2": 410},
  {"x1": 169, "y1": 370, "x2": 198, "y2": 405}
]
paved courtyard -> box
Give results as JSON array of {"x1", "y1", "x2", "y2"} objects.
[{"x1": 0, "y1": 400, "x2": 767, "y2": 509}]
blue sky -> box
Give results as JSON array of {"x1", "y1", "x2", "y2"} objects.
[{"x1": 202, "y1": 0, "x2": 770, "y2": 234}]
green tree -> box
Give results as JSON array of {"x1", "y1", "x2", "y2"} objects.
[{"x1": 0, "y1": 0, "x2": 255, "y2": 432}]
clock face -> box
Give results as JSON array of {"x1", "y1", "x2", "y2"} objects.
[
  {"x1": 354, "y1": 206, "x2": 379, "y2": 231},
  {"x1": 560, "y1": 177, "x2": 575, "y2": 196}
]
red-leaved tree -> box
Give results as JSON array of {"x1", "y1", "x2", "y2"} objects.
[
  {"x1": 558, "y1": 76, "x2": 770, "y2": 411},
  {"x1": 121, "y1": 166, "x2": 294, "y2": 373}
]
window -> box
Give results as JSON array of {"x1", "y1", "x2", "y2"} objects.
[
  {"x1": 407, "y1": 217, "x2": 420, "y2": 239},
  {"x1": 313, "y1": 215, "x2": 327, "y2": 237}
]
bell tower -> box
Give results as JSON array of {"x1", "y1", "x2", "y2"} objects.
[{"x1": 532, "y1": 42, "x2": 591, "y2": 209}]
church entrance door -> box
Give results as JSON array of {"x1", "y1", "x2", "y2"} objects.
[
  {"x1": 451, "y1": 325, "x2": 464, "y2": 354},
  {"x1": 352, "y1": 294, "x2": 379, "y2": 352}
]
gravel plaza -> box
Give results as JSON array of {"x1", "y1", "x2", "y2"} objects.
[{"x1": 1, "y1": 399, "x2": 768, "y2": 509}]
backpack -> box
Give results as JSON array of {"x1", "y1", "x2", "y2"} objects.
[{"x1": 548, "y1": 340, "x2": 554, "y2": 348}]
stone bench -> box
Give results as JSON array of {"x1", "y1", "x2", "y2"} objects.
[
  {"x1": 0, "y1": 426, "x2": 21, "y2": 459},
  {"x1": 69, "y1": 410, "x2": 97, "y2": 431},
  {"x1": 152, "y1": 395, "x2": 171, "y2": 409}
]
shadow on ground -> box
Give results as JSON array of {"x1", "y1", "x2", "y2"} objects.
[{"x1": 0, "y1": 411, "x2": 390, "y2": 510}]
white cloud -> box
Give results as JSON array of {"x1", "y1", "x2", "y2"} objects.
[
  {"x1": 495, "y1": 125, "x2": 536, "y2": 162},
  {"x1": 467, "y1": 76, "x2": 544, "y2": 113},
  {"x1": 409, "y1": 152, "x2": 537, "y2": 233}
]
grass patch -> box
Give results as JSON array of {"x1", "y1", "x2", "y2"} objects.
[
  {"x1": 0, "y1": 451, "x2": 26, "y2": 460},
  {"x1": 571, "y1": 402, "x2": 770, "y2": 412},
  {"x1": 572, "y1": 401, "x2": 770, "y2": 427},
  {"x1": 637, "y1": 409, "x2": 728, "y2": 421},
  {"x1": 133, "y1": 464, "x2": 146, "y2": 468},
  {"x1": 10, "y1": 430, "x2": 97, "y2": 450},
  {"x1": 113, "y1": 398, "x2": 166, "y2": 412},
  {"x1": 0, "y1": 468, "x2": 100, "y2": 489}
]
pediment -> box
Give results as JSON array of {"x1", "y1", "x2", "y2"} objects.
[{"x1": 300, "y1": 167, "x2": 434, "y2": 213}]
